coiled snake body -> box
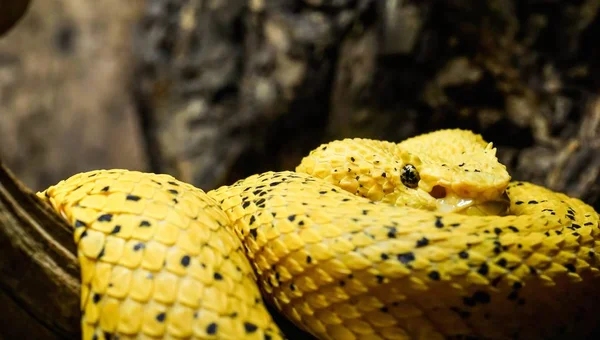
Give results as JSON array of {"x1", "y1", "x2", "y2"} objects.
[{"x1": 38, "y1": 129, "x2": 600, "y2": 340}]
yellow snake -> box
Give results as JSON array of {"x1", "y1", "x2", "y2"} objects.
[{"x1": 37, "y1": 129, "x2": 600, "y2": 340}]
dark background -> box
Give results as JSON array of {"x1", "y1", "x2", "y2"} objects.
[{"x1": 0, "y1": 1, "x2": 598, "y2": 211}]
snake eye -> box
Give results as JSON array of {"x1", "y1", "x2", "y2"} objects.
[{"x1": 400, "y1": 164, "x2": 420, "y2": 188}]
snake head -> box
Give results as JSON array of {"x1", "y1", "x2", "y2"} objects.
[
  {"x1": 297, "y1": 129, "x2": 511, "y2": 216},
  {"x1": 396, "y1": 129, "x2": 511, "y2": 215}
]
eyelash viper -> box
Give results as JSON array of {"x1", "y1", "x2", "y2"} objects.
[{"x1": 37, "y1": 129, "x2": 600, "y2": 340}]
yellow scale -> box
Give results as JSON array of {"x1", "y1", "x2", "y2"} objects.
[{"x1": 37, "y1": 130, "x2": 600, "y2": 340}]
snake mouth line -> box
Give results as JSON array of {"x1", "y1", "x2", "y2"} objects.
[{"x1": 430, "y1": 185, "x2": 510, "y2": 216}]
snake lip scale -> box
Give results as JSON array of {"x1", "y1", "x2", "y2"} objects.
[{"x1": 36, "y1": 129, "x2": 600, "y2": 340}]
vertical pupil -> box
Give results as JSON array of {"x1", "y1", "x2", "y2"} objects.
[{"x1": 401, "y1": 164, "x2": 420, "y2": 188}]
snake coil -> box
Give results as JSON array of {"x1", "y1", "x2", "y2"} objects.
[{"x1": 38, "y1": 129, "x2": 600, "y2": 340}]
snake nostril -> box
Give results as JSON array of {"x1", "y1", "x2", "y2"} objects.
[{"x1": 430, "y1": 185, "x2": 447, "y2": 199}]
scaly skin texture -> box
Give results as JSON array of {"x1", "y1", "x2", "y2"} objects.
[
  {"x1": 38, "y1": 129, "x2": 600, "y2": 340},
  {"x1": 39, "y1": 170, "x2": 284, "y2": 340}
]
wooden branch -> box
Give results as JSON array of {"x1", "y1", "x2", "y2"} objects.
[
  {"x1": 0, "y1": 162, "x2": 80, "y2": 339},
  {"x1": 0, "y1": 0, "x2": 30, "y2": 36}
]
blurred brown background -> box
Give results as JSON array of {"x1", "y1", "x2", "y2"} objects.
[{"x1": 0, "y1": 0, "x2": 598, "y2": 212}]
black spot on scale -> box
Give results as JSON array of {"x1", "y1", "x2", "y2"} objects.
[
  {"x1": 242, "y1": 201, "x2": 250, "y2": 209},
  {"x1": 74, "y1": 220, "x2": 86, "y2": 228},
  {"x1": 381, "y1": 253, "x2": 389, "y2": 260},
  {"x1": 478, "y1": 263, "x2": 489, "y2": 276},
  {"x1": 515, "y1": 201, "x2": 524, "y2": 205},
  {"x1": 244, "y1": 322, "x2": 258, "y2": 333},
  {"x1": 167, "y1": 181, "x2": 179, "y2": 186},
  {"x1": 473, "y1": 291, "x2": 491, "y2": 304},
  {"x1": 139, "y1": 220, "x2": 151, "y2": 227},
  {"x1": 92, "y1": 293, "x2": 101, "y2": 303},
  {"x1": 459, "y1": 251, "x2": 469, "y2": 259},
  {"x1": 387, "y1": 227, "x2": 397, "y2": 238},
  {"x1": 206, "y1": 323, "x2": 218, "y2": 335},
  {"x1": 168, "y1": 189, "x2": 178, "y2": 195},
  {"x1": 97, "y1": 214, "x2": 113, "y2": 222},
  {"x1": 306, "y1": 256, "x2": 312, "y2": 264},
  {"x1": 110, "y1": 225, "x2": 121, "y2": 234},
  {"x1": 249, "y1": 215, "x2": 256, "y2": 225},
  {"x1": 528, "y1": 200, "x2": 538, "y2": 205},
  {"x1": 416, "y1": 237, "x2": 429, "y2": 247},
  {"x1": 255, "y1": 198, "x2": 266, "y2": 207},
  {"x1": 508, "y1": 226, "x2": 519, "y2": 232},
  {"x1": 287, "y1": 215, "x2": 296, "y2": 222},
  {"x1": 450, "y1": 307, "x2": 470, "y2": 319},
  {"x1": 494, "y1": 228, "x2": 502, "y2": 235},
  {"x1": 584, "y1": 222, "x2": 594, "y2": 226},
  {"x1": 491, "y1": 276, "x2": 502, "y2": 287},
  {"x1": 496, "y1": 258, "x2": 508, "y2": 267},
  {"x1": 397, "y1": 252, "x2": 416, "y2": 264},
  {"x1": 156, "y1": 313, "x2": 166, "y2": 322},
  {"x1": 565, "y1": 263, "x2": 576, "y2": 273},
  {"x1": 249, "y1": 228, "x2": 258, "y2": 239},
  {"x1": 435, "y1": 216, "x2": 444, "y2": 228},
  {"x1": 97, "y1": 247, "x2": 105, "y2": 259},
  {"x1": 428, "y1": 271, "x2": 440, "y2": 280},
  {"x1": 126, "y1": 194, "x2": 141, "y2": 201},
  {"x1": 181, "y1": 255, "x2": 190, "y2": 267},
  {"x1": 376, "y1": 275, "x2": 385, "y2": 284},
  {"x1": 214, "y1": 272, "x2": 223, "y2": 280},
  {"x1": 101, "y1": 186, "x2": 110, "y2": 192},
  {"x1": 463, "y1": 296, "x2": 476, "y2": 307}
]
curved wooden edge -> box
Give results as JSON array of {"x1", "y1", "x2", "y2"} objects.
[
  {"x1": 0, "y1": 0, "x2": 31, "y2": 36},
  {"x1": 0, "y1": 161, "x2": 81, "y2": 339}
]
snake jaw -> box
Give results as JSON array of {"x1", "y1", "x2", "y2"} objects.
[
  {"x1": 429, "y1": 185, "x2": 511, "y2": 215},
  {"x1": 435, "y1": 194, "x2": 475, "y2": 213}
]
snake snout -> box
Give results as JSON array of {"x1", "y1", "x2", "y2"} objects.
[{"x1": 429, "y1": 183, "x2": 510, "y2": 216}]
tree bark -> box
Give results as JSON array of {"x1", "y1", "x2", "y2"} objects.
[
  {"x1": 0, "y1": 162, "x2": 80, "y2": 339},
  {"x1": 135, "y1": 0, "x2": 600, "y2": 211}
]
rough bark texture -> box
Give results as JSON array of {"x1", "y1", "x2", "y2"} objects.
[
  {"x1": 0, "y1": 162, "x2": 80, "y2": 340},
  {"x1": 0, "y1": 0, "x2": 599, "y2": 339},
  {"x1": 0, "y1": 0, "x2": 148, "y2": 192},
  {"x1": 135, "y1": 0, "x2": 600, "y2": 211}
]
